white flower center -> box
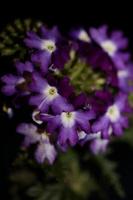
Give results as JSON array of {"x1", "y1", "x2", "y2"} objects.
[
  {"x1": 41, "y1": 39, "x2": 56, "y2": 53},
  {"x1": 101, "y1": 40, "x2": 117, "y2": 56},
  {"x1": 78, "y1": 30, "x2": 91, "y2": 42},
  {"x1": 61, "y1": 112, "x2": 75, "y2": 128},
  {"x1": 117, "y1": 70, "x2": 128, "y2": 78},
  {"x1": 43, "y1": 85, "x2": 58, "y2": 101},
  {"x1": 106, "y1": 105, "x2": 120, "y2": 122}
]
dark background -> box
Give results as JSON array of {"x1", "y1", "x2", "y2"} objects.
[{"x1": 0, "y1": 2, "x2": 133, "y2": 199}]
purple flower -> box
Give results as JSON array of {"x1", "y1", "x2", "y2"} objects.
[
  {"x1": 24, "y1": 26, "x2": 70, "y2": 73},
  {"x1": 1, "y1": 74, "x2": 23, "y2": 96},
  {"x1": 92, "y1": 93, "x2": 129, "y2": 138},
  {"x1": 1, "y1": 61, "x2": 34, "y2": 96},
  {"x1": 29, "y1": 73, "x2": 72, "y2": 113},
  {"x1": 35, "y1": 135, "x2": 57, "y2": 164},
  {"x1": 90, "y1": 25, "x2": 129, "y2": 69},
  {"x1": 41, "y1": 109, "x2": 95, "y2": 147},
  {"x1": 17, "y1": 123, "x2": 57, "y2": 164}
]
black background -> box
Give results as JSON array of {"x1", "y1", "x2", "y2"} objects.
[{"x1": 0, "y1": 1, "x2": 133, "y2": 199}]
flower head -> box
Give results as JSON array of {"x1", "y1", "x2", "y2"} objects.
[
  {"x1": 24, "y1": 26, "x2": 70, "y2": 73},
  {"x1": 1, "y1": 24, "x2": 133, "y2": 164},
  {"x1": 92, "y1": 93, "x2": 129, "y2": 138}
]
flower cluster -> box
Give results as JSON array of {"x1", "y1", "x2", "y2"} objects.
[{"x1": 1, "y1": 25, "x2": 133, "y2": 164}]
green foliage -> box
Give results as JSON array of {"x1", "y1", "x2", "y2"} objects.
[
  {"x1": 0, "y1": 19, "x2": 42, "y2": 59},
  {"x1": 55, "y1": 51, "x2": 106, "y2": 95},
  {"x1": 8, "y1": 144, "x2": 128, "y2": 200}
]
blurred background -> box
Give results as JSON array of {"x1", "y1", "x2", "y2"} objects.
[{"x1": 1, "y1": 2, "x2": 133, "y2": 200}]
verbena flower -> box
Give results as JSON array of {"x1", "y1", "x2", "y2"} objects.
[
  {"x1": 92, "y1": 93, "x2": 129, "y2": 138},
  {"x1": 29, "y1": 72, "x2": 72, "y2": 113},
  {"x1": 24, "y1": 26, "x2": 70, "y2": 73},
  {"x1": 17, "y1": 123, "x2": 57, "y2": 164},
  {"x1": 1, "y1": 61, "x2": 34, "y2": 96},
  {"x1": 41, "y1": 109, "x2": 95, "y2": 146},
  {"x1": 1, "y1": 24, "x2": 133, "y2": 164},
  {"x1": 89, "y1": 25, "x2": 129, "y2": 69}
]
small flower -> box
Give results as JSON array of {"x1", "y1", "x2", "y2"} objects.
[
  {"x1": 35, "y1": 133, "x2": 57, "y2": 164},
  {"x1": 1, "y1": 61, "x2": 34, "y2": 96},
  {"x1": 29, "y1": 73, "x2": 72, "y2": 113},
  {"x1": 1, "y1": 74, "x2": 24, "y2": 96},
  {"x1": 17, "y1": 123, "x2": 57, "y2": 164},
  {"x1": 90, "y1": 25, "x2": 129, "y2": 69},
  {"x1": 24, "y1": 26, "x2": 70, "y2": 73},
  {"x1": 41, "y1": 109, "x2": 95, "y2": 147},
  {"x1": 92, "y1": 93, "x2": 129, "y2": 138}
]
